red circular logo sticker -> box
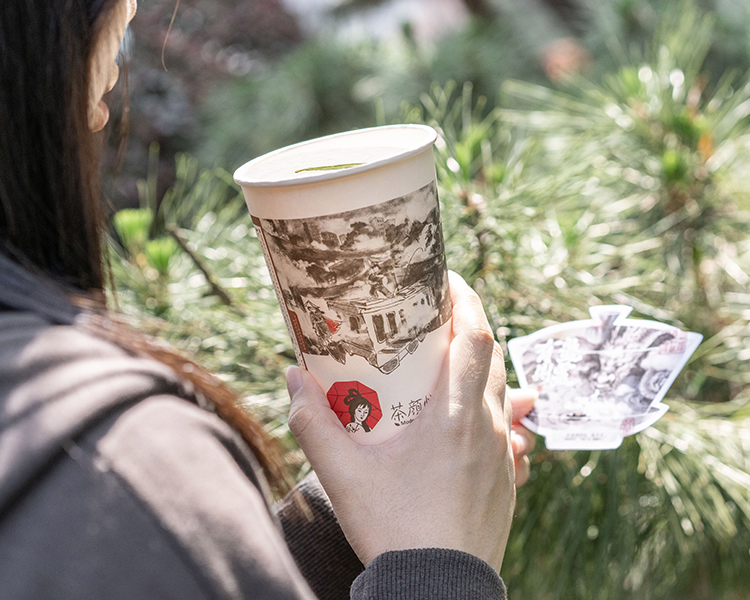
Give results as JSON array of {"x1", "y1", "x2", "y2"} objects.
[{"x1": 327, "y1": 381, "x2": 382, "y2": 434}]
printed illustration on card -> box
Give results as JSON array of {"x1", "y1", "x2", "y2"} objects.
[
  {"x1": 253, "y1": 181, "x2": 451, "y2": 375},
  {"x1": 507, "y1": 305, "x2": 702, "y2": 450}
]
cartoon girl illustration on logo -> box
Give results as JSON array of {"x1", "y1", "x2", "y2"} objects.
[{"x1": 344, "y1": 388, "x2": 372, "y2": 433}]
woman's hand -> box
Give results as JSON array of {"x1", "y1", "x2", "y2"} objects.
[
  {"x1": 506, "y1": 388, "x2": 537, "y2": 487},
  {"x1": 285, "y1": 272, "x2": 515, "y2": 571}
]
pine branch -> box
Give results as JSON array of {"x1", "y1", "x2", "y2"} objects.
[{"x1": 166, "y1": 224, "x2": 234, "y2": 307}]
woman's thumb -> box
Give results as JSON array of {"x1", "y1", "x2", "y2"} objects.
[{"x1": 285, "y1": 366, "x2": 352, "y2": 462}]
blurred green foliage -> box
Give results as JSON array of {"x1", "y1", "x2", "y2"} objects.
[
  {"x1": 144, "y1": 237, "x2": 179, "y2": 276},
  {"x1": 112, "y1": 208, "x2": 153, "y2": 253},
  {"x1": 109, "y1": 1, "x2": 750, "y2": 598},
  {"x1": 196, "y1": 0, "x2": 750, "y2": 169}
]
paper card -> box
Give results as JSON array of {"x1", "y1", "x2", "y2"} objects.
[
  {"x1": 507, "y1": 305, "x2": 702, "y2": 450},
  {"x1": 538, "y1": 403, "x2": 669, "y2": 450}
]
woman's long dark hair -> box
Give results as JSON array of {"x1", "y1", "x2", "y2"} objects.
[
  {"x1": 0, "y1": 0, "x2": 109, "y2": 289},
  {"x1": 0, "y1": 0, "x2": 290, "y2": 494}
]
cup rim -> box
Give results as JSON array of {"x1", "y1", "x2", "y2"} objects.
[{"x1": 233, "y1": 123, "x2": 438, "y2": 188}]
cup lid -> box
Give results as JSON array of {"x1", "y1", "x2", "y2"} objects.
[{"x1": 233, "y1": 124, "x2": 438, "y2": 188}]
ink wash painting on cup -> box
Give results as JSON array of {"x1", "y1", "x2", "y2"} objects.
[{"x1": 253, "y1": 181, "x2": 451, "y2": 375}]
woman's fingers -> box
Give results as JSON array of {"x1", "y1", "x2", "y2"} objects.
[
  {"x1": 507, "y1": 389, "x2": 537, "y2": 487},
  {"x1": 511, "y1": 425, "x2": 536, "y2": 458},
  {"x1": 514, "y1": 456, "x2": 531, "y2": 487},
  {"x1": 447, "y1": 271, "x2": 505, "y2": 413},
  {"x1": 506, "y1": 387, "x2": 537, "y2": 422},
  {"x1": 286, "y1": 366, "x2": 355, "y2": 469}
]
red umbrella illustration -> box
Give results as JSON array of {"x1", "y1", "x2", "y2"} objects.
[
  {"x1": 325, "y1": 317, "x2": 341, "y2": 334},
  {"x1": 327, "y1": 381, "x2": 382, "y2": 432}
]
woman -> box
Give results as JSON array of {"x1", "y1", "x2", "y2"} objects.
[
  {"x1": 344, "y1": 389, "x2": 372, "y2": 433},
  {"x1": 0, "y1": 1, "x2": 537, "y2": 598}
]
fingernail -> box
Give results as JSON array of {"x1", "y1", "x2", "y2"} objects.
[{"x1": 286, "y1": 366, "x2": 304, "y2": 398}]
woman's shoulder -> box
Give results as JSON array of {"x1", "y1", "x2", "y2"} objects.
[
  {"x1": 0, "y1": 311, "x2": 248, "y2": 520},
  {"x1": 0, "y1": 311, "x2": 195, "y2": 408}
]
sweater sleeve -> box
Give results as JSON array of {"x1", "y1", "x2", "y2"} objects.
[
  {"x1": 274, "y1": 473, "x2": 364, "y2": 600},
  {"x1": 350, "y1": 549, "x2": 507, "y2": 600}
]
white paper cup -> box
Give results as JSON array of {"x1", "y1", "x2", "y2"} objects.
[{"x1": 234, "y1": 124, "x2": 451, "y2": 445}]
